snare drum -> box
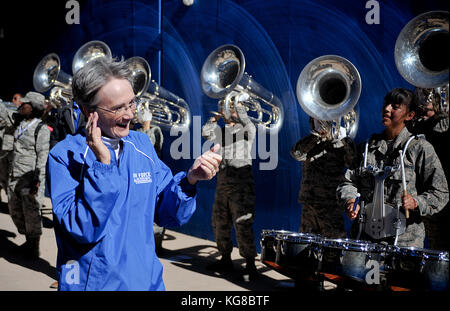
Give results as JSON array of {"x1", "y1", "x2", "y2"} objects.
[
  {"x1": 320, "y1": 238, "x2": 385, "y2": 283},
  {"x1": 385, "y1": 246, "x2": 449, "y2": 291},
  {"x1": 260, "y1": 230, "x2": 294, "y2": 266},
  {"x1": 275, "y1": 232, "x2": 321, "y2": 279}
]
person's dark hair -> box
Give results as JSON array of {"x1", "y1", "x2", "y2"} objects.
[
  {"x1": 72, "y1": 57, "x2": 133, "y2": 111},
  {"x1": 383, "y1": 88, "x2": 417, "y2": 113}
]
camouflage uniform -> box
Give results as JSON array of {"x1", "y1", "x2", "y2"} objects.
[
  {"x1": 139, "y1": 126, "x2": 163, "y2": 158},
  {"x1": 0, "y1": 101, "x2": 16, "y2": 192},
  {"x1": 337, "y1": 127, "x2": 449, "y2": 248},
  {"x1": 410, "y1": 114, "x2": 449, "y2": 251},
  {"x1": 8, "y1": 117, "x2": 50, "y2": 238},
  {"x1": 291, "y1": 133, "x2": 356, "y2": 238},
  {"x1": 202, "y1": 105, "x2": 257, "y2": 260}
]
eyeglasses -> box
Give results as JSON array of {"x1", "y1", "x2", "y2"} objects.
[{"x1": 96, "y1": 98, "x2": 140, "y2": 115}]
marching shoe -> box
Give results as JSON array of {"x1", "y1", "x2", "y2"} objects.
[{"x1": 206, "y1": 255, "x2": 234, "y2": 272}]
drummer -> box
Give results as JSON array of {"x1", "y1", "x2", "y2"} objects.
[{"x1": 337, "y1": 88, "x2": 449, "y2": 248}]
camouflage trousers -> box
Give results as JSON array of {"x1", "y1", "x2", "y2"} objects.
[
  {"x1": 212, "y1": 166, "x2": 257, "y2": 260},
  {"x1": 299, "y1": 204, "x2": 347, "y2": 239},
  {"x1": 7, "y1": 177, "x2": 43, "y2": 238},
  {"x1": 423, "y1": 204, "x2": 450, "y2": 252},
  {"x1": 0, "y1": 152, "x2": 11, "y2": 192}
]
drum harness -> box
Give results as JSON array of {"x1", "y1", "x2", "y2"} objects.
[{"x1": 355, "y1": 134, "x2": 425, "y2": 245}]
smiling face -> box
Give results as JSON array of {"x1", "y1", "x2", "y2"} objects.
[
  {"x1": 94, "y1": 78, "x2": 136, "y2": 139},
  {"x1": 382, "y1": 101, "x2": 414, "y2": 131}
]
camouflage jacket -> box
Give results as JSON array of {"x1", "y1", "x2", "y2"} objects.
[
  {"x1": 137, "y1": 126, "x2": 163, "y2": 155},
  {"x1": 337, "y1": 127, "x2": 449, "y2": 218},
  {"x1": 291, "y1": 133, "x2": 356, "y2": 207},
  {"x1": 0, "y1": 100, "x2": 17, "y2": 153},
  {"x1": 202, "y1": 105, "x2": 256, "y2": 169},
  {"x1": 409, "y1": 114, "x2": 449, "y2": 180},
  {"x1": 11, "y1": 118, "x2": 50, "y2": 184}
]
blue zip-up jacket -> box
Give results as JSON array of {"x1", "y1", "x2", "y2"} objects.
[{"x1": 47, "y1": 130, "x2": 197, "y2": 290}]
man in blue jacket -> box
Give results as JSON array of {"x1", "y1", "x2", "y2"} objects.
[{"x1": 46, "y1": 57, "x2": 222, "y2": 291}]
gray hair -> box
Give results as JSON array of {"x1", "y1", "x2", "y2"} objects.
[{"x1": 72, "y1": 57, "x2": 133, "y2": 110}]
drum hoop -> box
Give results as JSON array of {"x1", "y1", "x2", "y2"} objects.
[
  {"x1": 321, "y1": 238, "x2": 371, "y2": 251},
  {"x1": 261, "y1": 229, "x2": 294, "y2": 238},
  {"x1": 282, "y1": 233, "x2": 320, "y2": 243},
  {"x1": 396, "y1": 246, "x2": 449, "y2": 261}
]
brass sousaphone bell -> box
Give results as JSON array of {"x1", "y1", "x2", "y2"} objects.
[
  {"x1": 200, "y1": 44, "x2": 284, "y2": 132},
  {"x1": 395, "y1": 10, "x2": 449, "y2": 113},
  {"x1": 125, "y1": 56, "x2": 191, "y2": 131},
  {"x1": 296, "y1": 55, "x2": 362, "y2": 140},
  {"x1": 33, "y1": 40, "x2": 112, "y2": 107}
]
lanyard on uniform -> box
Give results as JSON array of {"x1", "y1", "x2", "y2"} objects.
[{"x1": 17, "y1": 119, "x2": 39, "y2": 139}]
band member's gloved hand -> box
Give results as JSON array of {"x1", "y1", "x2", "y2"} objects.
[
  {"x1": 402, "y1": 193, "x2": 418, "y2": 211},
  {"x1": 137, "y1": 108, "x2": 152, "y2": 123},
  {"x1": 187, "y1": 144, "x2": 222, "y2": 185},
  {"x1": 30, "y1": 181, "x2": 40, "y2": 196},
  {"x1": 345, "y1": 198, "x2": 360, "y2": 220},
  {"x1": 86, "y1": 112, "x2": 111, "y2": 164}
]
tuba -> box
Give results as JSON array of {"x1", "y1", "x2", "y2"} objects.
[
  {"x1": 125, "y1": 56, "x2": 191, "y2": 130},
  {"x1": 33, "y1": 53, "x2": 73, "y2": 107},
  {"x1": 395, "y1": 11, "x2": 449, "y2": 114},
  {"x1": 72, "y1": 40, "x2": 112, "y2": 74},
  {"x1": 33, "y1": 40, "x2": 112, "y2": 107},
  {"x1": 200, "y1": 44, "x2": 284, "y2": 132},
  {"x1": 296, "y1": 55, "x2": 361, "y2": 140}
]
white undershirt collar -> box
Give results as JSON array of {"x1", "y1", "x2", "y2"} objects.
[{"x1": 101, "y1": 136, "x2": 122, "y2": 162}]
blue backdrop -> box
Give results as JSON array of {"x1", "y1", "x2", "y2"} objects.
[{"x1": 1, "y1": 0, "x2": 447, "y2": 253}]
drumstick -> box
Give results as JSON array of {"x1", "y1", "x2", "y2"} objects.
[{"x1": 399, "y1": 150, "x2": 409, "y2": 219}]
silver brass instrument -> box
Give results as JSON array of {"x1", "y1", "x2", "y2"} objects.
[
  {"x1": 72, "y1": 40, "x2": 112, "y2": 74},
  {"x1": 200, "y1": 44, "x2": 284, "y2": 132},
  {"x1": 125, "y1": 56, "x2": 191, "y2": 130},
  {"x1": 33, "y1": 53, "x2": 73, "y2": 107},
  {"x1": 33, "y1": 40, "x2": 112, "y2": 107},
  {"x1": 395, "y1": 11, "x2": 449, "y2": 114},
  {"x1": 296, "y1": 55, "x2": 361, "y2": 140}
]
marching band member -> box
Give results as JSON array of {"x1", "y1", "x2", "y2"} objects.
[
  {"x1": 409, "y1": 87, "x2": 449, "y2": 251},
  {"x1": 338, "y1": 88, "x2": 448, "y2": 247},
  {"x1": 291, "y1": 117, "x2": 356, "y2": 239},
  {"x1": 1, "y1": 92, "x2": 50, "y2": 259},
  {"x1": 202, "y1": 98, "x2": 258, "y2": 281}
]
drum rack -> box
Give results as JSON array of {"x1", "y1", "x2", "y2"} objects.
[{"x1": 260, "y1": 230, "x2": 449, "y2": 292}]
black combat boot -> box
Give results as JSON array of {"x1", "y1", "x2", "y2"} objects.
[
  {"x1": 206, "y1": 253, "x2": 234, "y2": 272},
  {"x1": 24, "y1": 235, "x2": 40, "y2": 260},
  {"x1": 241, "y1": 257, "x2": 259, "y2": 281}
]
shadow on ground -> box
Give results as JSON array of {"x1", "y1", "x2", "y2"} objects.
[
  {"x1": 0, "y1": 228, "x2": 57, "y2": 281},
  {"x1": 158, "y1": 233, "x2": 294, "y2": 291}
]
